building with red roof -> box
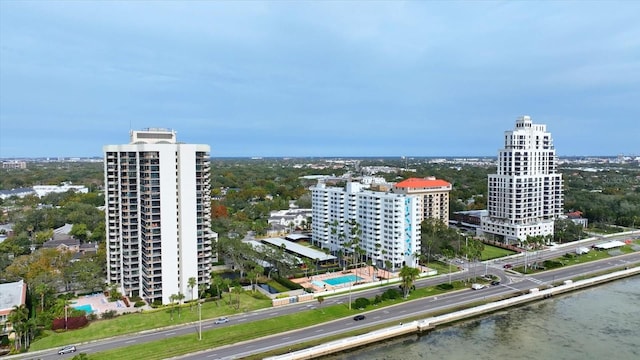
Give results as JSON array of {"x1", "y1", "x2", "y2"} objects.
[{"x1": 393, "y1": 177, "x2": 452, "y2": 225}]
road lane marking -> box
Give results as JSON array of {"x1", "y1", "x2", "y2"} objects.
[
  {"x1": 165, "y1": 332, "x2": 176, "y2": 336},
  {"x1": 125, "y1": 340, "x2": 136, "y2": 344}
]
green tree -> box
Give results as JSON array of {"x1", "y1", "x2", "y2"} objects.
[
  {"x1": 399, "y1": 266, "x2": 420, "y2": 298},
  {"x1": 8, "y1": 304, "x2": 29, "y2": 351}
]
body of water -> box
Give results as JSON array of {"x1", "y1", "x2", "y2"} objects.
[{"x1": 326, "y1": 276, "x2": 640, "y2": 360}]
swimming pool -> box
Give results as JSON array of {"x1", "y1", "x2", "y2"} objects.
[
  {"x1": 323, "y1": 274, "x2": 363, "y2": 286},
  {"x1": 73, "y1": 304, "x2": 95, "y2": 314}
]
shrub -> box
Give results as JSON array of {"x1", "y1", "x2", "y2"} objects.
[
  {"x1": 134, "y1": 300, "x2": 146, "y2": 308},
  {"x1": 101, "y1": 310, "x2": 117, "y2": 319},
  {"x1": 274, "y1": 276, "x2": 303, "y2": 290},
  {"x1": 381, "y1": 288, "x2": 402, "y2": 300},
  {"x1": 437, "y1": 283, "x2": 454, "y2": 290},
  {"x1": 543, "y1": 260, "x2": 564, "y2": 269},
  {"x1": 52, "y1": 316, "x2": 88, "y2": 330},
  {"x1": 353, "y1": 297, "x2": 370, "y2": 309}
]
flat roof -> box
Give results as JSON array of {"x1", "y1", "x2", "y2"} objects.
[
  {"x1": 261, "y1": 238, "x2": 336, "y2": 262},
  {"x1": 286, "y1": 234, "x2": 310, "y2": 241},
  {"x1": 0, "y1": 280, "x2": 26, "y2": 314},
  {"x1": 594, "y1": 240, "x2": 626, "y2": 249}
]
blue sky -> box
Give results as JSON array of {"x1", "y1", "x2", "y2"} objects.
[{"x1": 1, "y1": 1, "x2": 638, "y2": 158}]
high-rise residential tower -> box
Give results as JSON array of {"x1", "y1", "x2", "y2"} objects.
[
  {"x1": 393, "y1": 177, "x2": 452, "y2": 225},
  {"x1": 311, "y1": 181, "x2": 420, "y2": 271},
  {"x1": 104, "y1": 128, "x2": 216, "y2": 305},
  {"x1": 481, "y1": 116, "x2": 564, "y2": 244}
]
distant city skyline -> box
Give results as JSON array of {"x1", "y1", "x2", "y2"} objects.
[{"x1": 1, "y1": 1, "x2": 639, "y2": 158}]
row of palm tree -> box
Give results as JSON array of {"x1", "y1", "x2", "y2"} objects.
[{"x1": 7, "y1": 304, "x2": 35, "y2": 352}]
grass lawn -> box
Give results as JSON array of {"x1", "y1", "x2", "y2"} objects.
[
  {"x1": 265, "y1": 280, "x2": 290, "y2": 293},
  {"x1": 29, "y1": 292, "x2": 272, "y2": 351},
  {"x1": 83, "y1": 281, "x2": 471, "y2": 360},
  {"x1": 515, "y1": 246, "x2": 636, "y2": 274},
  {"x1": 423, "y1": 260, "x2": 450, "y2": 274},
  {"x1": 481, "y1": 244, "x2": 516, "y2": 260}
]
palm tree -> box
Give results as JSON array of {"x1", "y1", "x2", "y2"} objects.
[
  {"x1": 399, "y1": 266, "x2": 420, "y2": 298},
  {"x1": 187, "y1": 277, "x2": 197, "y2": 302},
  {"x1": 384, "y1": 260, "x2": 393, "y2": 284},
  {"x1": 176, "y1": 292, "x2": 185, "y2": 318},
  {"x1": 317, "y1": 296, "x2": 325, "y2": 313},
  {"x1": 212, "y1": 275, "x2": 224, "y2": 307},
  {"x1": 34, "y1": 282, "x2": 49, "y2": 313},
  {"x1": 169, "y1": 294, "x2": 178, "y2": 321},
  {"x1": 9, "y1": 305, "x2": 29, "y2": 351},
  {"x1": 232, "y1": 286, "x2": 243, "y2": 310},
  {"x1": 222, "y1": 278, "x2": 232, "y2": 305},
  {"x1": 24, "y1": 317, "x2": 36, "y2": 349}
]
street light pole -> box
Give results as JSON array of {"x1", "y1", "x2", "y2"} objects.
[
  {"x1": 198, "y1": 301, "x2": 202, "y2": 341},
  {"x1": 348, "y1": 281, "x2": 352, "y2": 310}
]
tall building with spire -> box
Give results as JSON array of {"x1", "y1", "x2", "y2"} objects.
[
  {"x1": 104, "y1": 128, "x2": 215, "y2": 305},
  {"x1": 481, "y1": 116, "x2": 564, "y2": 244}
]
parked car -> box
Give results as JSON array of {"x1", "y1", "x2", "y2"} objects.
[
  {"x1": 353, "y1": 314, "x2": 366, "y2": 321},
  {"x1": 58, "y1": 345, "x2": 76, "y2": 355},
  {"x1": 214, "y1": 317, "x2": 229, "y2": 324}
]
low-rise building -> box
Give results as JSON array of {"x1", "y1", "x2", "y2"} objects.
[{"x1": 0, "y1": 280, "x2": 27, "y2": 336}]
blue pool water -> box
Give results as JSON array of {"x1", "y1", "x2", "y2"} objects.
[
  {"x1": 323, "y1": 274, "x2": 363, "y2": 286},
  {"x1": 73, "y1": 304, "x2": 94, "y2": 314}
]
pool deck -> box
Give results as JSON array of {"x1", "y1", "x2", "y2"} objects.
[
  {"x1": 71, "y1": 293, "x2": 139, "y2": 317},
  {"x1": 292, "y1": 265, "x2": 436, "y2": 293},
  {"x1": 292, "y1": 266, "x2": 395, "y2": 293}
]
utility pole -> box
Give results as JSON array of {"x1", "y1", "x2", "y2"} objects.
[{"x1": 198, "y1": 301, "x2": 202, "y2": 341}]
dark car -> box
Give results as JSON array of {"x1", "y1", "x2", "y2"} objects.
[
  {"x1": 58, "y1": 345, "x2": 76, "y2": 355},
  {"x1": 503, "y1": 264, "x2": 513, "y2": 269},
  {"x1": 491, "y1": 280, "x2": 501, "y2": 286},
  {"x1": 353, "y1": 314, "x2": 366, "y2": 321}
]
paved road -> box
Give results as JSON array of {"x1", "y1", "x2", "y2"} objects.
[{"x1": 15, "y1": 233, "x2": 640, "y2": 360}]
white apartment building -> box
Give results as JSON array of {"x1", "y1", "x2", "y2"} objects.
[
  {"x1": 104, "y1": 128, "x2": 216, "y2": 305},
  {"x1": 311, "y1": 182, "x2": 420, "y2": 271},
  {"x1": 481, "y1": 116, "x2": 564, "y2": 244}
]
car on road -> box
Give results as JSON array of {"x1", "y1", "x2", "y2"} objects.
[
  {"x1": 58, "y1": 345, "x2": 76, "y2": 355},
  {"x1": 491, "y1": 280, "x2": 501, "y2": 286},
  {"x1": 353, "y1": 315, "x2": 366, "y2": 321},
  {"x1": 503, "y1": 264, "x2": 513, "y2": 269},
  {"x1": 471, "y1": 283, "x2": 485, "y2": 290},
  {"x1": 214, "y1": 317, "x2": 229, "y2": 324}
]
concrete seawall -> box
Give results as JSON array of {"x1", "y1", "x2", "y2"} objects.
[{"x1": 265, "y1": 267, "x2": 640, "y2": 360}]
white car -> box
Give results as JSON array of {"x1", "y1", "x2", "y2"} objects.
[
  {"x1": 214, "y1": 317, "x2": 229, "y2": 324},
  {"x1": 58, "y1": 345, "x2": 76, "y2": 355}
]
